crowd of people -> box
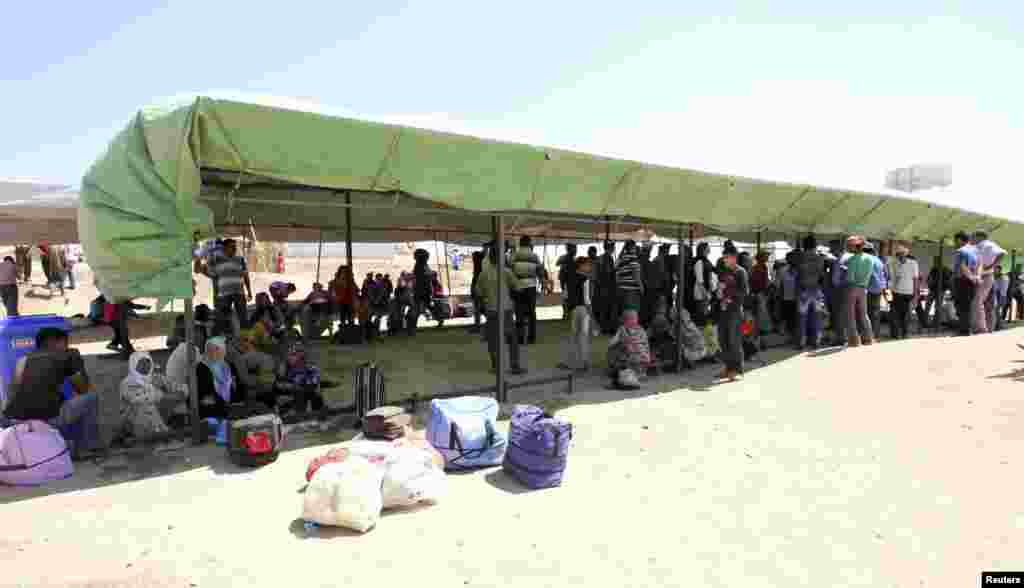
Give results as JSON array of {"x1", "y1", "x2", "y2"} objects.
[{"x1": 3, "y1": 230, "x2": 1020, "y2": 459}]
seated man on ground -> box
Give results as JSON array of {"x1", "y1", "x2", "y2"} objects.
[
  {"x1": 120, "y1": 351, "x2": 188, "y2": 440},
  {"x1": 1, "y1": 327, "x2": 100, "y2": 458},
  {"x1": 607, "y1": 308, "x2": 652, "y2": 388},
  {"x1": 272, "y1": 343, "x2": 326, "y2": 417}
]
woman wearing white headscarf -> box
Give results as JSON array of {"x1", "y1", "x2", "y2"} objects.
[
  {"x1": 120, "y1": 351, "x2": 187, "y2": 439},
  {"x1": 196, "y1": 337, "x2": 247, "y2": 418}
]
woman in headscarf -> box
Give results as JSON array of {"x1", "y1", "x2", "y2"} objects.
[
  {"x1": 120, "y1": 351, "x2": 188, "y2": 439},
  {"x1": 272, "y1": 343, "x2": 325, "y2": 416},
  {"x1": 607, "y1": 308, "x2": 652, "y2": 388},
  {"x1": 195, "y1": 337, "x2": 247, "y2": 418}
]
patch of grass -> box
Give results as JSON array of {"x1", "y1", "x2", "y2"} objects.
[{"x1": 310, "y1": 320, "x2": 612, "y2": 406}]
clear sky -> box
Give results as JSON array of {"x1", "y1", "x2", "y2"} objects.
[{"x1": 3, "y1": 1, "x2": 1022, "y2": 218}]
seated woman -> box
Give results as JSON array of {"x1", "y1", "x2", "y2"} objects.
[
  {"x1": 272, "y1": 343, "x2": 326, "y2": 417},
  {"x1": 195, "y1": 337, "x2": 248, "y2": 419},
  {"x1": 607, "y1": 308, "x2": 652, "y2": 388},
  {"x1": 120, "y1": 351, "x2": 188, "y2": 439}
]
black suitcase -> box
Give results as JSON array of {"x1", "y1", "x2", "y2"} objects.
[
  {"x1": 226, "y1": 403, "x2": 284, "y2": 467},
  {"x1": 353, "y1": 363, "x2": 386, "y2": 426}
]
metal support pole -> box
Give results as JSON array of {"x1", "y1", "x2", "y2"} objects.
[
  {"x1": 494, "y1": 216, "x2": 506, "y2": 402},
  {"x1": 675, "y1": 225, "x2": 686, "y2": 370},
  {"x1": 443, "y1": 233, "x2": 453, "y2": 295},
  {"x1": 345, "y1": 192, "x2": 353, "y2": 272},
  {"x1": 604, "y1": 217, "x2": 611, "y2": 243},
  {"x1": 315, "y1": 228, "x2": 323, "y2": 284},
  {"x1": 756, "y1": 231, "x2": 762, "y2": 253},
  {"x1": 185, "y1": 295, "x2": 200, "y2": 444}
]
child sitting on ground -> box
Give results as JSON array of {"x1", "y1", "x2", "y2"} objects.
[{"x1": 272, "y1": 343, "x2": 326, "y2": 417}]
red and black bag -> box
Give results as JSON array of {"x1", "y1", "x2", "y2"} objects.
[{"x1": 226, "y1": 403, "x2": 284, "y2": 467}]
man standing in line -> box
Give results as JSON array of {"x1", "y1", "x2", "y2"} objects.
[
  {"x1": 63, "y1": 244, "x2": 79, "y2": 290},
  {"x1": 556, "y1": 243, "x2": 577, "y2": 321},
  {"x1": 887, "y1": 243, "x2": 920, "y2": 340},
  {"x1": 794, "y1": 235, "x2": 826, "y2": 350},
  {"x1": 924, "y1": 257, "x2": 951, "y2": 328},
  {"x1": 829, "y1": 240, "x2": 852, "y2": 346},
  {"x1": 994, "y1": 265, "x2": 1009, "y2": 331},
  {"x1": 196, "y1": 238, "x2": 252, "y2": 337},
  {"x1": 715, "y1": 243, "x2": 749, "y2": 381},
  {"x1": 863, "y1": 242, "x2": 888, "y2": 338},
  {"x1": 844, "y1": 236, "x2": 875, "y2": 347},
  {"x1": 511, "y1": 236, "x2": 546, "y2": 345},
  {"x1": 477, "y1": 243, "x2": 525, "y2": 375},
  {"x1": 615, "y1": 240, "x2": 645, "y2": 314},
  {"x1": 952, "y1": 231, "x2": 979, "y2": 336},
  {"x1": 0, "y1": 256, "x2": 19, "y2": 317},
  {"x1": 594, "y1": 241, "x2": 618, "y2": 334},
  {"x1": 973, "y1": 229, "x2": 1006, "y2": 334},
  {"x1": 14, "y1": 244, "x2": 31, "y2": 284}
]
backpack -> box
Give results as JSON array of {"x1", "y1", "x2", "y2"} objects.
[
  {"x1": 426, "y1": 396, "x2": 507, "y2": 471},
  {"x1": 0, "y1": 420, "x2": 73, "y2": 486},
  {"x1": 503, "y1": 405, "x2": 572, "y2": 489},
  {"x1": 226, "y1": 403, "x2": 284, "y2": 467},
  {"x1": 353, "y1": 363, "x2": 386, "y2": 426}
]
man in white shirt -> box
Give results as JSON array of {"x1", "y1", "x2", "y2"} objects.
[
  {"x1": 973, "y1": 229, "x2": 1006, "y2": 333},
  {"x1": 886, "y1": 242, "x2": 920, "y2": 339}
]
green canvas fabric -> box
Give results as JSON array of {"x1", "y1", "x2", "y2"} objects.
[{"x1": 79, "y1": 94, "x2": 1024, "y2": 300}]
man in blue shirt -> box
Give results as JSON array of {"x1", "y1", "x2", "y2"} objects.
[
  {"x1": 863, "y1": 242, "x2": 888, "y2": 338},
  {"x1": 952, "y1": 231, "x2": 979, "y2": 336}
]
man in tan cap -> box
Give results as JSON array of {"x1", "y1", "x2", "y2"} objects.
[{"x1": 887, "y1": 242, "x2": 920, "y2": 339}]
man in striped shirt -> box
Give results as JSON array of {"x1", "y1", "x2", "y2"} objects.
[
  {"x1": 615, "y1": 240, "x2": 645, "y2": 317},
  {"x1": 197, "y1": 239, "x2": 252, "y2": 337}
]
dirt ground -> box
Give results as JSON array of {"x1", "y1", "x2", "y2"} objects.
[{"x1": 2, "y1": 326, "x2": 1024, "y2": 587}]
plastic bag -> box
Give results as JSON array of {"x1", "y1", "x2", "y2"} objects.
[
  {"x1": 301, "y1": 458, "x2": 384, "y2": 533},
  {"x1": 379, "y1": 445, "x2": 447, "y2": 508},
  {"x1": 343, "y1": 439, "x2": 447, "y2": 508}
]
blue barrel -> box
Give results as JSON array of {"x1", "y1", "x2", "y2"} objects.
[{"x1": 0, "y1": 315, "x2": 72, "y2": 405}]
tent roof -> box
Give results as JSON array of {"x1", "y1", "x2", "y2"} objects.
[
  {"x1": 0, "y1": 179, "x2": 78, "y2": 245},
  {"x1": 78, "y1": 94, "x2": 1024, "y2": 300}
]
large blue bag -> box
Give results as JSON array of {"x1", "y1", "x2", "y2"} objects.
[
  {"x1": 426, "y1": 396, "x2": 506, "y2": 471},
  {"x1": 503, "y1": 405, "x2": 572, "y2": 489}
]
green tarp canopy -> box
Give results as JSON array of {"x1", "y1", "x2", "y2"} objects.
[{"x1": 79, "y1": 94, "x2": 1024, "y2": 300}]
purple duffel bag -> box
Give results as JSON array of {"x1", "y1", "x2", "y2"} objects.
[{"x1": 502, "y1": 405, "x2": 572, "y2": 489}]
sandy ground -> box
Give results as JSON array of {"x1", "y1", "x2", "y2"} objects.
[{"x1": 2, "y1": 327, "x2": 1024, "y2": 587}]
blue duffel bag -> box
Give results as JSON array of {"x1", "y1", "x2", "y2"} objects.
[
  {"x1": 503, "y1": 405, "x2": 572, "y2": 489},
  {"x1": 426, "y1": 396, "x2": 506, "y2": 471}
]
